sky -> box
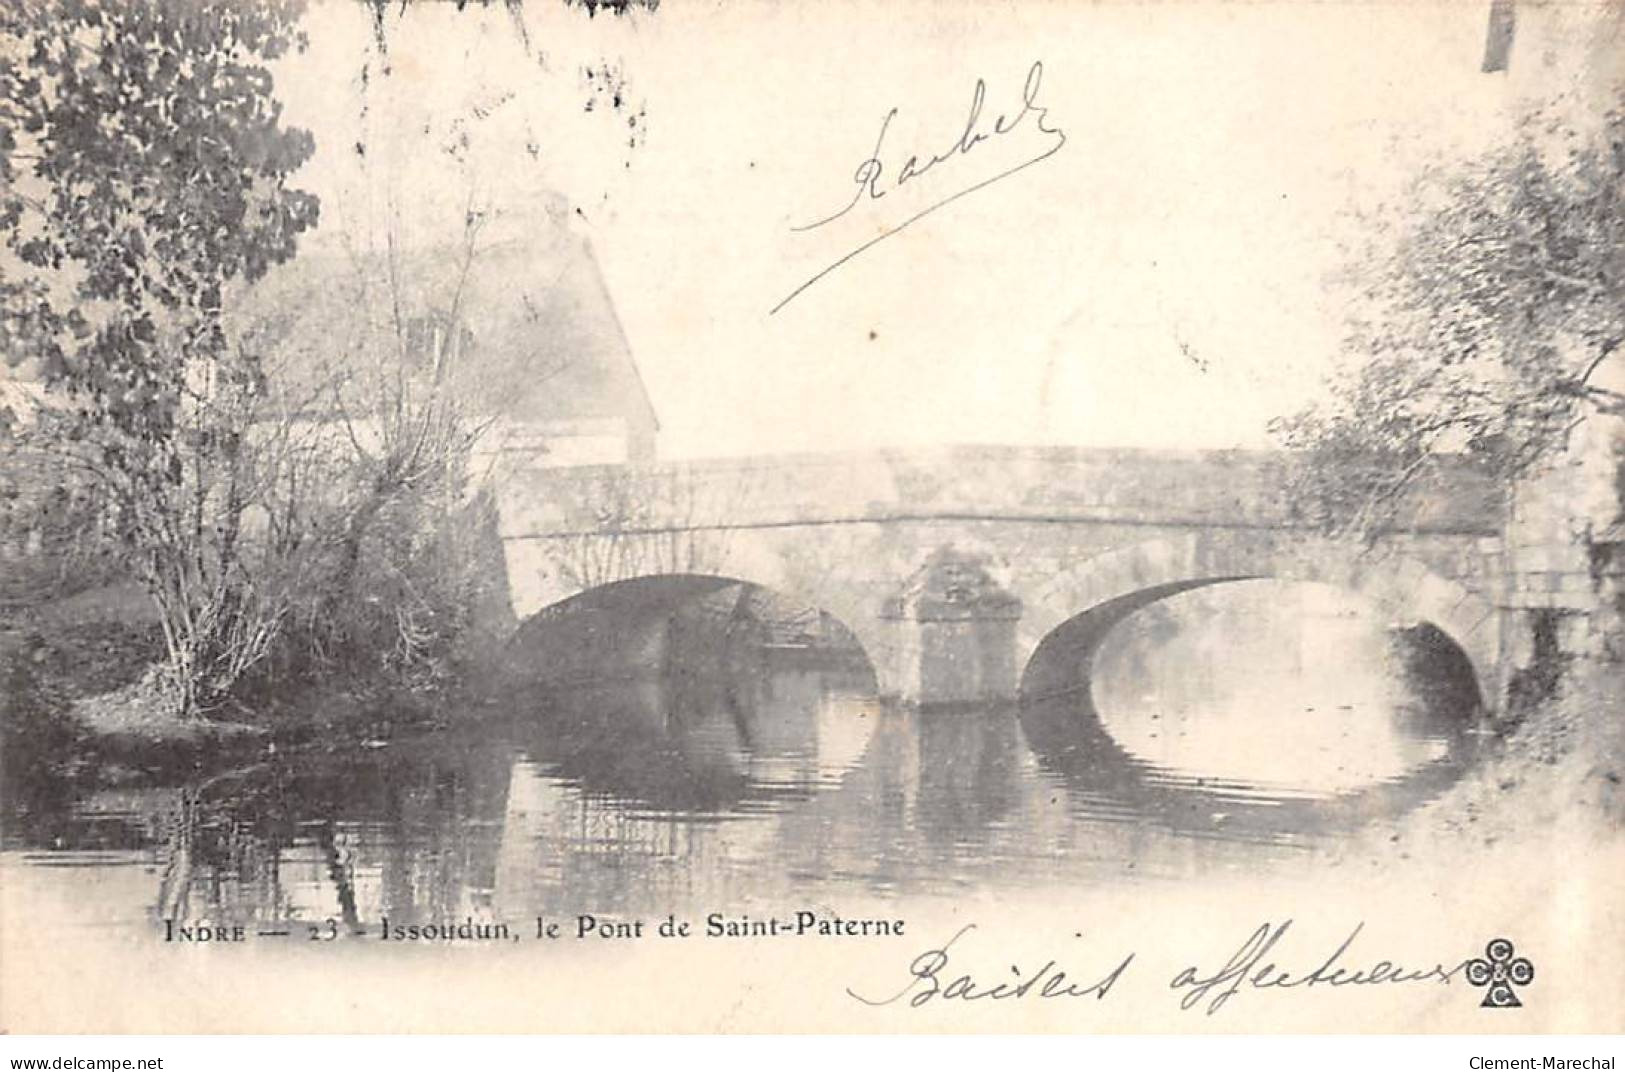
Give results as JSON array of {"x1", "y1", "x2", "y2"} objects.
[{"x1": 271, "y1": 0, "x2": 1612, "y2": 460}]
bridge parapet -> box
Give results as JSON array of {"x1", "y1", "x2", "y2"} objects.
[{"x1": 495, "y1": 446, "x2": 1504, "y2": 539}]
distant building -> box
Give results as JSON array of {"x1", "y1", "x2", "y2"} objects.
[
  {"x1": 243, "y1": 223, "x2": 659, "y2": 473},
  {"x1": 469, "y1": 232, "x2": 659, "y2": 469}
]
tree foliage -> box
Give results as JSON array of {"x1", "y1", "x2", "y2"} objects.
[
  {"x1": 2, "y1": 0, "x2": 320, "y2": 713},
  {"x1": 1273, "y1": 104, "x2": 1625, "y2": 535},
  {"x1": 2, "y1": 0, "x2": 318, "y2": 396},
  {"x1": 3, "y1": 0, "x2": 662, "y2": 716}
]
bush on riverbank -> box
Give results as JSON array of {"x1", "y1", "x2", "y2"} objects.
[
  {"x1": 0, "y1": 608, "x2": 227, "y2": 799},
  {"x1": 238, "y1": 490, "x2": 506, "y2": 703},
  {"x1": 0, "y1": 549, "x2": 483, "y2": 797}
]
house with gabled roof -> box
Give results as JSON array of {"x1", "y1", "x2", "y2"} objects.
[{"x1": 241, "y1": 219, "x2": 659, "y2": 473}]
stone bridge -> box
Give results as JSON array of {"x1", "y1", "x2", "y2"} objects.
[{"x1": 489, "y1": 446, "x2": 1510, "y2": 710}]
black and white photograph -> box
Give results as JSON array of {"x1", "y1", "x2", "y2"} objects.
[{"x1": 1, "y1": 0, "x2": 1621, "y2": 1037}]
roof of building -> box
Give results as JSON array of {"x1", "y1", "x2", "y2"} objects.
[{"x1": 236, "y1": 224, "x2": 658, "y2": 432}]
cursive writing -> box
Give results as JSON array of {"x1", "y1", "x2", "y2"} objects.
[
  {"x1": 772, "y1": 60, "x2": 1067, "y2": 315},
  {"x1": 1170, "y1": 920, "x2": 1470, "y2": 1016},
  {"x1": 846, "y1": 924, "x2": 1134, "y2": 1008}
]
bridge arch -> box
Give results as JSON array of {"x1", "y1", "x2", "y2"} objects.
[
  {"x1": 503, "y1": 514, "x2": 896, "y2": 695},
  {"x1": 1016, "y1": 531, "x2": 1500, "y2": 708}
]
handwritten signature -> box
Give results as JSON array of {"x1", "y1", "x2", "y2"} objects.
[
  {"x1": 1169, "y1": 920, "x2": 1469, "y2": 1016},
  {"x1": 845, "y1": 924, "x2": 1132, "y2": 1007},
  {"x1": 846, "y1": 920, "x2": 1472, "y2": 1014},
  {"x1": 771, "y1": 59, "x2": 1067, "y2": 315}
]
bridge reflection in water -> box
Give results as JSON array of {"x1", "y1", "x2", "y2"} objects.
[{"x1": 1, "y1": 578, "x2": 1488, "y2": 930}]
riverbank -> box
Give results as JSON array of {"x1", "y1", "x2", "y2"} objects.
[
  {"x1": 1336, "y1": 659, "x2": 1624, "y2": 871},
  {"x1": 0, "y1": 581, "x2": 479, "y2": 798}
]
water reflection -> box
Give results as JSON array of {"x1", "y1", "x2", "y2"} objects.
[
  {"x1": 1, "y1": 583, "x2": 1490, "y2": 931},
  {"x1": 1019, "y1": 580, "x2": 1486, "y2": 843},
  {"x1": 514, "y1": 657, "x2": 878, "y2": 815}
]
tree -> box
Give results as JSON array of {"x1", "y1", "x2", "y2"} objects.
[
  {"x1": 2, "y1": 0, "x2": 320, "y2": 714},
  {"x1": 1272, "y1": 104, "x2": 1624, "y2": 537},
  {"x1": 282, "y1": 206, "x2": 503, "y2": 683}
]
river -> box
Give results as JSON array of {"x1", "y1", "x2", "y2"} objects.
[{"x1": 0, "y1": 579, "x2": 1486, "y2": 936}]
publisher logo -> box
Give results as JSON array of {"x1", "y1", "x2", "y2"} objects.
[{"x1": 1466, "y1": 938, "x2": 1534, "y2": 1008}]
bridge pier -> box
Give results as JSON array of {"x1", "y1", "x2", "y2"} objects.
[{"x1": 881, "y1": 548, "x2": 1022, "y2": 706}]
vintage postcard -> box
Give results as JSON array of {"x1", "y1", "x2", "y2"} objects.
[{"x1": 1, "y1": 0, "x2": 1622, "y2": 1037}]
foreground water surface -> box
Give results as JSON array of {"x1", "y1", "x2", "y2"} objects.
[{"x1": 0, "y1": 581, "x2": 1489, "y2": 934}]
